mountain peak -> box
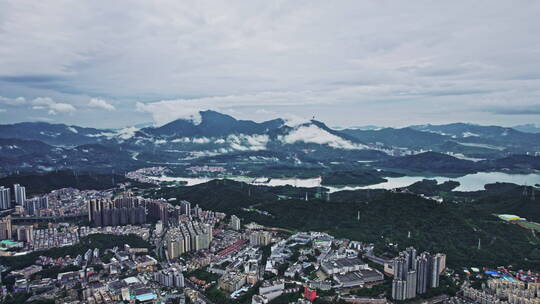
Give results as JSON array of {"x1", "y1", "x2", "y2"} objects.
[
  {"x1": 144, "y1": 110, "x2": 284, "y2": 137},
  {"x1": 199, "y1": 110, "x2": 237, "y2": 122}
]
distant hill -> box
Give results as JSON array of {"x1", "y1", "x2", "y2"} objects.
[
  {"x1": 0, "y1": 122, "x2": 107, "y2": 146},
  {"x1": 377, "y1": 151, "x2": 482, "y2": 174},
  {"x1": 0, "y1": 170, "x2": 137, "y2": 195},
  {"x1": 410, "y1": 123, "x2": 540, "y2": 153},
  {"x1": 374, "y1": 151, "x2": 540, "y2": 174},
  {"x1": 344, "y1": 123, "x2": 540, "y2": 159},
  {"x1": 1, "y1": 113, "x2": 540, "y2": 173},
  {"x1": 483, "y1": 155, "x2": 540, "y2": 171},
  {"x1": 512, "y1": 124, "x2": 540, "y2": 134},
  {"x1": 399, "y1": 179, "x2": 460, "y2": 196},
  {"x1": 342, "y1": 127, "x2": 448, "y2": 149},
  {"x1": 0, "y1": 138, "x2": 138, "y2": 173},
  {"x1": 0, "y1": 138, "x2": 57, "y2": 157}
]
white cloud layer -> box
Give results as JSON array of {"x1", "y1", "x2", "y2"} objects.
[
  {"x1": 88, "y1": 98, "x2": 115, "y2": 111},
  {"x1": 170, "y1": 134, "x2": 269, "y2": 151},
  {"x1": 278, "y1": 124, "x2": 367, "y2": 150},
  {"x1": 1, "y1": 96, "x2": 76, "y2": 115},
  {"x1": 227, "y1": 134, "x2": 269, "y2": 151},
  {"x1": 31, "y1": 97, "x2": 76, "y2": 115},
  {"x1": 1, "y1": 1, "x2": 540, "y2": 127}
]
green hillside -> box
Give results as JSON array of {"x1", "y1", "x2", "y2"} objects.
[{"x1": 150, "y1": 180, "x2": 540, "y2": 269}]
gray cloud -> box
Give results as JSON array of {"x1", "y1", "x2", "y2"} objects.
[
  {"x1": 0, "y1": 1, "x2": 540, "y2": 127},
  {"x1": 0, "y1": 96, "x2": 26, "y2": 106},
  {"x1": 485, "y1": 105, "x2": 540, "y2": 115}
]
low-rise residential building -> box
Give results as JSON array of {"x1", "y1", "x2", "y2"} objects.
[
  {"x1": 321, "y1": 257, "x2": 368, "y2": 275},
  {"x1": 218, "y1": 272, "x2": 247, "y2": 292},
  {"x1": 259, "y1": 279, "x2": 285, "y2": 301}
]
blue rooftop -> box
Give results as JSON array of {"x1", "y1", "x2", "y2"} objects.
[{"x1": 135, "y1": 293, "x2": 157, "y2": 302}]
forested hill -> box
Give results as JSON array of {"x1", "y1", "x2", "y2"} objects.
[{"x1": 0, "y1": 170, "x2": 151, "y2": 195}]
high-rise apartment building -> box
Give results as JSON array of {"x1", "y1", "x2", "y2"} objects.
[
  {"x1": 391, "y1": 247, "x2": 444, "y2": 300},
  {"x1": 392, "y1": 280, "x2": 406, "y2": 300},
  {"x1": 0, "y1": 187, "x2": 11, "y2": 210},
  {"x1": 13, "y1": 184, "x2": 26, "y2": 205},
  {"x1": 16, "y1": 225, "x2": 33, "y2": 244},
  {"x1": 406, "y1": 270, "x2": 417, "y2": 299},
  {"x1": 416, "y1": 254, "x2": 429, "y2": 294},
  {"x1": 87, "y1": 198, "x2": 146, "y2": 227},
  {"x1": 23, "y1": 196, "x2": 48, "y2": 216},
  {"x1": 154, "y1": 269, "x2": 184, "y2": 288},
  {"x1": 230, "y1": 215, "x2": 241, "y2": 230},
  {"x1": 165, "y1": 221, "x2": 212, "y2": 260},
  {"x1": 250, "y1": 231, "x2": 272, "y2": 246},
  {"x1": 430, "y1": 253, "x2": 442, "y2": 288},
  {"x1": 180, "y1": 200, "x2": 191, "y2": 217},
  {"x1": 0, "y1": 217, "x2": 12, "y2": 240}
]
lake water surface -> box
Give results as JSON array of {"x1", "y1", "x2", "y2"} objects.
[
  {"x1": 355, "y1": 172, "x2": 540, "y2": 192},
  {"x1": 149, "y1": 171, "x2": 540, "y2": 193}
]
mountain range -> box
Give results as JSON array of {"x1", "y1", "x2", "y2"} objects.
[{"x1": 0, "y1": 110, "x2": 539, "y2": 175}]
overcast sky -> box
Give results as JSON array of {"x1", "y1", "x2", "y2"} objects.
[{"x1": 1, "y1": 1, "x2": 540, "y2": 128}]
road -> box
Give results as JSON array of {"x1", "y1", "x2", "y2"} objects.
[{"x1": 363, "y1": 249, "x2": 392, "y2": 265}]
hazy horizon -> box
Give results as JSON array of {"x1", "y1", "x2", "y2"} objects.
[{"x1": 0, "y1": 109, "x2": 539, "y2": 130}]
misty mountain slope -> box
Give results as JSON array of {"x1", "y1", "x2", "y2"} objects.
[
  {"x1": 0, "y1": 138, "x2": 138, "y2": 173},
  {"x1": 377, "y1": 151, "x2": 483, "y2": 174},
  {"x1": 0, "y1": 111, "x2": 539, "y2": 173},
  {"x1": 411, "y1": 123, "x2": 540, "y2": 152},
  {"x1": 342, "y1": 127, "x2": 448, "y2": 149},
  {"x1": 513, "y1": 124, "x2": 540, "y2": 134},
  {"x1": 0, "y1": 122, "x2": 109, "y2": 146},
  {"x1": 0, "y1": 138, "x2": 58, "y2": 156},
  {"x1": 344, "y1": 124, "x2": 540, "y2": 157},
  {"x1": 436, "y1": 141, "x2": 503, "y2": 158},
  {"x1": 375, "y1": 151, "x2": 540, "y2": 174},
  {"x1": 118, "y1": 115, "x2": 386, "y2": 162},
  {"x1": 0, "y1": 138, "x2": 67, "y2": 172},
  {"x1": 269, "y1": 120, "x2": 371, "y2": 149}
]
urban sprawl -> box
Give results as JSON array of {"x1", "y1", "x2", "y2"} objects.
[{"x1": 0, "y1": 183, "x2": 539, "y2": 304}]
